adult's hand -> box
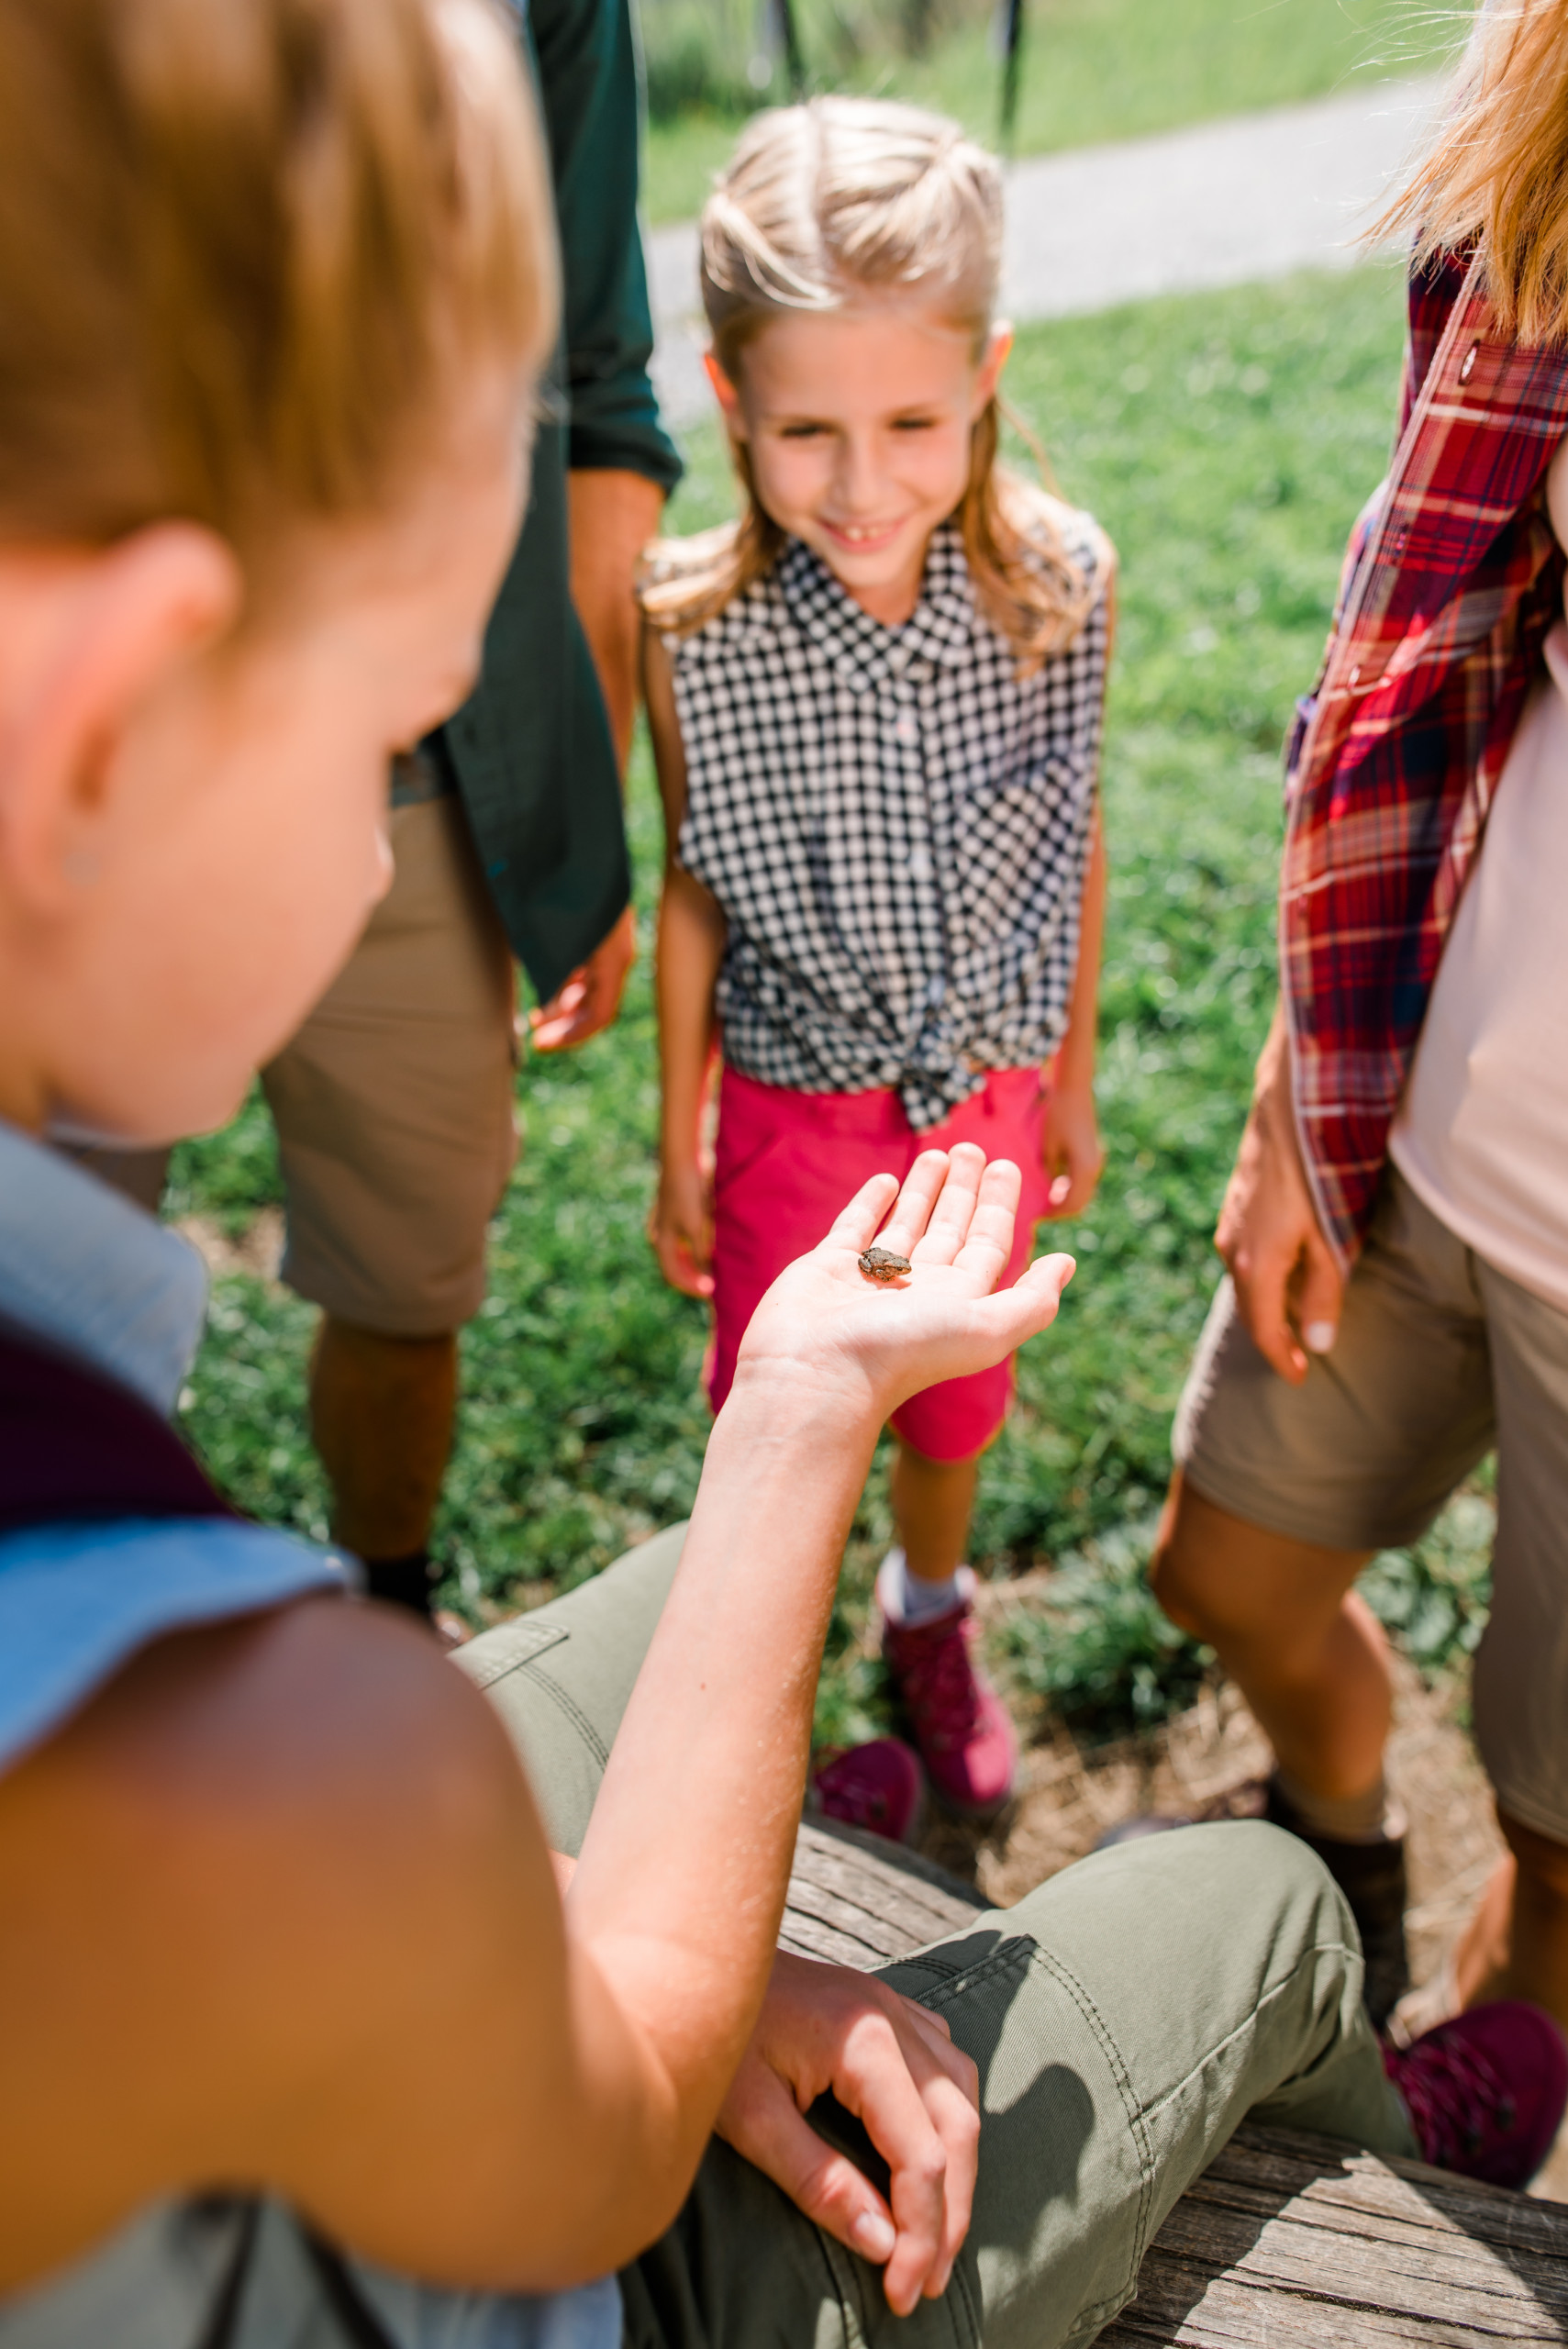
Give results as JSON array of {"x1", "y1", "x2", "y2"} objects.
[
  {"x1": 1215, "y1": 1007, "x2": 1343, "y2": 1383},
  {"x1": 735, "y1": 1142, "x2": 1076, "y2": 1426},
  {"x1": 529, "y1": 906, "x2": 636, "y2": 1052},
  {"x1": 717, "y1": 1954, "x2": 980, "y2": 2317}
]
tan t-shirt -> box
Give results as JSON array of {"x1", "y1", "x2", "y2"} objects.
[{"x1": 1389, "y1": 436, "x2": 1568, "y2": 1315}]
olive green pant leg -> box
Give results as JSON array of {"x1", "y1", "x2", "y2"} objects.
[
  {"x1": 622, "y1": 1822, "x2": 1412, "y2": 2349},
  {"x1": 451, "y1": 1521, "x2": 686, "y2": 1855}
]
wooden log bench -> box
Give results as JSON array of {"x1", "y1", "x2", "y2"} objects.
[{"x1": 784, "y1": 1819, "x2": 1568, "y2": 2345}]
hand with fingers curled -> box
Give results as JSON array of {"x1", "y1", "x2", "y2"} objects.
[
  {"x1": 1215, "y1": 1008, "x2": 1343, "y2": 1385},
  {"x1": 731, "y1": 1141, "x2": 1076, "y2": 1429},
  {"x1": 717, "y1": 1954, "x2": 981, "y2": 2316}
]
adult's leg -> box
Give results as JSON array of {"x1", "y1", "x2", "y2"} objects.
[
  {"x1": 1152, "y1": 1477, "x2": 1385, "y2": 1807},
  {"x1": 1153, "y1": 1176, "x2": 1496, "y2": 1814},
  {"x1": 622, "y1": 1821, "x2": 1408, "y2": 2349},
  {"x1": 261, "y1": 793, "x2": 517, "y2": 1605},
  {"x1": 1453, "y1": 1258, "x2": 1568, "y2": 2029},
  {"x1": 453, "y1": 1522, "x2": 687, "y2": 1854},
  {"x1": 308, "y1": 1319, "x2": 457, "y2": 1565}
]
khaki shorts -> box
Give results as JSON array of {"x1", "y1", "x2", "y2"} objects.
[
  {"x1": 253, "y1": 796, "x2": 517, "y2": 1336},
  {"x1": 1175, "y1": 1168, "x2": 1568, "y2": 1844}
]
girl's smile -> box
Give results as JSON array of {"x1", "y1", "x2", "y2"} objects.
[{"x1": 706, "y1": 303, "x2": 1009, "y2": 628}]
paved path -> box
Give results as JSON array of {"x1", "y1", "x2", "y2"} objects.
[{"x1": 647, "y1": 74, "x2": 1442, "y2": 428}]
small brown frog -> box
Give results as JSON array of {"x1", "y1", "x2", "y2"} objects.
[{"x1": 857, "y1": 1243, "x2": 912, "y2": 1284}]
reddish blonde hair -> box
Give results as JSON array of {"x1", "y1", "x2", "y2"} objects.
[{"x1": 1378, "y1": 0, "x2": 1568, "y2": 342}]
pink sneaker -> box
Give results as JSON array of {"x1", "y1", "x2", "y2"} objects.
[
  {"x1": 876, "y1": 1556, "x2": 1018, "y2": 1820},
  {"x1": 1384, "y1": 2001, "x2": 1568, "y2": 2188},
  {"x1": 811, "y1": 1738, "x2": 926, "y2": 1844}
]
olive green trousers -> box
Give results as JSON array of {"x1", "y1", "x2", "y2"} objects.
[{"x1": 457, "y1": 1527, "x2": 1415, "y2": 2349}]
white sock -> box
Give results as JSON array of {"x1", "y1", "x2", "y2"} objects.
[{"x1": 890, "y1": 1548, "x2": 962, "y2": 1622}]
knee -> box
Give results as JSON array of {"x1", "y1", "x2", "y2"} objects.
[{"x1": 1148, "y1": 1487, "x2": 1219, "y2": 1639}]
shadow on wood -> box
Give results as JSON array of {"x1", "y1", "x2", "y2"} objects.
[{"x1": 784, "y1": 1815, "x2": 1568, "y2": 2346}]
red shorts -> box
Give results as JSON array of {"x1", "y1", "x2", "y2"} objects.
[{"x1": 707, "y1": 1063, "x2": 1051, "y2": 1461}]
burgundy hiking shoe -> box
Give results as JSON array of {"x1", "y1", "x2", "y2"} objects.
[
  {"x1": 1385, "y1": 2001, "x2": 1568, "y2": 2188},
  {"x1": 876, "y1": 1557, "x2": 1018, "y2": 1820},
  {"x1": 811, "y1": 1738, "x2": 926, "y2": 1845}
]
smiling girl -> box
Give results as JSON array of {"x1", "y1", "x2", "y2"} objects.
[{"x1": 641, "y1": 99, "x2": 1114, "y2": 1825}]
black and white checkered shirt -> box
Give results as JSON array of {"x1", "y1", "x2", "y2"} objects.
[{"x1": 671, "y1": 517, "x2": 1111, "y2": 1131}]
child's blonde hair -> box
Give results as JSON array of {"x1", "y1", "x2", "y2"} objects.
[
  {"x1": 0, "y1": 0, "x2": 554, "y2": 569},
  {"x1": 640, "y1": 96, "x2": 1095, "y2": 670},
  {"x1": 1377, "y1": 0, "x2": 1568, "y2": 343}
]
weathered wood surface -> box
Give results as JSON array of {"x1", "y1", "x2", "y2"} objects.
[
  {"x1": 782, "y1": 1817, "x2": 985, "y2": 1966},
  {"x1": 784, "y1": 1820, "x2": 1568, "y2": 2346}
]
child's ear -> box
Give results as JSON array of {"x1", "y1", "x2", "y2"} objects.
[
  {"x1": 703, "y1": 350, "x2": 748, "y2": 441},
  {"x1": 973, "y1": 322, "x2": 1014, "y2": 417},
  {"x1": 0, "y1": 525, "x2": 241, "y2": 915}
]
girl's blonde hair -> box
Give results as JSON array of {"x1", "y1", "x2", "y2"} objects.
[
  {"x1": 0, "y1": 0, "x2": 554, "y2": 564},
  {"x1": 1377, "y1": 0, "x2": 1568, "y2": 342},
  {"x1": 640, "y1": 96, "x2": 1097, "y2": 669}
]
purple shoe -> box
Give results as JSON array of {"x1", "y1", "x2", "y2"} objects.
[
  {"x1": 811, "y1": 1738, "x2": 926, "y2": 1845},
  {"x1": 1384, "y1": 2001, "x2": 1568, "y2": 2188},
  {"x1": 876, "y1": 1557, "x2": 1018, "y2": 1820}
]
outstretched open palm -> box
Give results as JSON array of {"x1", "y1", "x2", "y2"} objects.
[{"x1": 735, "y1": 1141, "x2": 1075, "y2": 1426}]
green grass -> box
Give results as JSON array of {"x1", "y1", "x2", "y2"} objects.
[
  {"x1": 641, "y1": 0, "x2": 1462, "y2": 223},
  {"x1": 173, "y1": 259, "x2": 1494, "y2": 1741},
  {"x1": 1001, "y1": 1521, "x2": 1214, "y2": 1740}
]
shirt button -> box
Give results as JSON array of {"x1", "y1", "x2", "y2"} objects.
[
  {"x1": 906, "y1": 845, "x2": 933, "y2": 880},
  {"x1": 1460, "y1": 343, "x2": 1478, "y2": 384},
  {"x1": 893, "y1": 715, "x2": 918, "y2": 746}
]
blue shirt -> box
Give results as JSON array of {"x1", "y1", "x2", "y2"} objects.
[
  {"x1": 0, "y1": 1124, "x2": 621, "y2": 2349},
  {"x1": 0, "y1": 1122, "x2": 350, "y2": 1771}
]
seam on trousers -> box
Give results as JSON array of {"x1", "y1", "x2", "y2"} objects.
[
  {"x1": 492, "y1": 1660, "x2": 612, "y2": 1772},
  {"x1": 1137, "y1": 1936, "x2": 1362, "y2": 2132},
  {"x1": 460, "y1": 1620, "x2": 570, "y2": 1689},
  {"x1": 901, "y1": 1935, "x2": 1155, "y2": 2333},
  {"x1": 816, "y1": 2209, "x2": 973, "y2": 2349}
]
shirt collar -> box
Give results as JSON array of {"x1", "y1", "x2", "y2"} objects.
[
  {"x1": 777, "y1": 525, "x2": 976, "y2": 690},
  {"x1": 0, "y1": 1122, "x2": 207, "y2": 1418}
]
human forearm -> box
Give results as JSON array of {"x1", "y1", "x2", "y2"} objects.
[
  {"x1": 569, "y1": 469, "x2": 666, "y2": 770},
  {"x1": 656, "y1": 871, "x2": 723, "y2": 1162},
  {"x1": 563, "y1": 1158, "x2": 1075, "y2": 2261},
  {"x1": 567, "y1": 1379, "x2": 879, "y2": 2132},
  {"x1": 1040, "y1": 814, "x2": 1106, "y2": 1216},
  {"x1": 1056, "y1": 809, "x2": 1105, "y2": 1094}
]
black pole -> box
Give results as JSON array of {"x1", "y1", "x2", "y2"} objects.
[
  {"x1": 774, "y1": 0, "x2": 806, "y2": 98},
  {"x1": 999, "y1": 0, "x2": 1025, "y2": 148}
]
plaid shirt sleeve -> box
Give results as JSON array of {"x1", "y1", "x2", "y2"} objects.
[{"x1": 1279, "y1": 249, "x2": 1568, "y2": 1265}]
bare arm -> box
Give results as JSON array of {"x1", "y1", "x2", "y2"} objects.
[
  {"x1": 568, "y1": 468, "x2": 665, "y2": 770},
  {"x1": 1041, "y1": 572, "x2": 1115, "y2": 1219},
  {"x1": 1214, "y1": 999, "x2": 1344, "y2": 1380},
  {"x1": 1040, "y1": 807, "x2": 1106, "y2": 1218},
  {"x1": 528, "y1": 469, "x2": 665, "y2": 1054},
  {"x1": 0, "y1": 1158, "x2": 1074, "y2": 2309},
  {"x1": 646, "y1": 625, "x2": 725, "y2": 1297}
]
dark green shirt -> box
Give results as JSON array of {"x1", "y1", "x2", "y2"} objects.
[{"x1": 435, "y1": 0, "x2": 682, "y2": 1004}]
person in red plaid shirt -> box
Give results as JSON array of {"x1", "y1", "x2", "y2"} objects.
[{"x1": 1151, "y1": 0, "x2": 1568, "y2": 2043}]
